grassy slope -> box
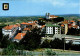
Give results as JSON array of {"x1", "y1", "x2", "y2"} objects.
[{"x1": 33, "y1": 48, "x2": 80, "y2": 54}]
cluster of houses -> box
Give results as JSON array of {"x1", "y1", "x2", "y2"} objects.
[{"x1": 2, "y1": 13, "x2": 80, "y2": 44}]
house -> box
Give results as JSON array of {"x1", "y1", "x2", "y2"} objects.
[
  {"x1": 61, "y1": 24, "x2": 68, "y2": 34},
  {"x1": 68, "y1": 20, "x2": 79, "y2": 29},
  {"x1": 21, "y1": 22, "x2": 37, "y2": 31},
  {"x1": 70, "y1": 20, "x2": 76, "y2": 26},
  {"x1": 28, "y1": 20, "x2": 38, "y2": 23},
  {"x1": 61, "y1": 20, "x2": 68, "y2": 34},
  {"x1": 2, "y1": 25, "x2": 19, "y2": 38},
  {"x1": 22, "y1": 28, "x2": 31, "y2": 33},
  {"x1": 77, "y1": 20, "x2": 80, "y2": 29},
  {"x1": 13, "y1": 33, "x2": 26, "y2": 42},
  {"x1": 46, "y1": 13, "x2": 58, "y2": 19},
  {"x1": 45, "y1": 23, "x2": 61, "y2": 37}
]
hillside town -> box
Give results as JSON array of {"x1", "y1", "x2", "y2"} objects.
[{"x1": 2, "y1": 13, "x2": 80, "y2": 44}]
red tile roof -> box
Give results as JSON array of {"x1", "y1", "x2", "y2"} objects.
[
  {"x1": 78, "y1": 20, "x2": 80, "y2": 21},
  {"x1": 3, "y1": 25, "x2": 18, "y2": 30},
  {"x1": 38, "y1": 18, "x2": 43, "y2": 19},
  {"x1": 23, "y1": 28, "x2": 30, "y2": 31},
  {"x1": 41, "y1": 25, "x2": 45, "y2": 28},
  {"x1": 14, "y1": 33, "x2": 26, "y2": 40},
  {"x1": 61, "y1": 24, "x2": 64, "y2": 27},
  {"x1": 50, "y1": 15, "x2": 58, "y2": 17},
  {"x1": 21, "y1": 22, "x2": 36, "y2": 25},
  {"x1": 70, "y1": 20, "x2": 75, "y2": 22},
  {"x1": 62, "y1": 20, "x2": 68, "y2": 24},
  {"x1": 68, "y1": 24, "x2": 72, "y2": 26},
  {"x1": 72, "y1": 25, "x2": 78, "y2": 28},
  {"x1": 21, "y1": 22, "x2": 27, "y2": 24}
]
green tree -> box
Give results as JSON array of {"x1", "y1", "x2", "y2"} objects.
[
  {"x1": 41, "y1": 39, "x2": 50, "y2": 48},
  {"x1": 50, "y1": 38, "x2": 64, "y2": 49},
  {"x1": 20, "y1": 28, "x2": 42, "y2": 50}
]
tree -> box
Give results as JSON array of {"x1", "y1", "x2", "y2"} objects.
[
  {"x1": 20, "y1": 28, "x2": 42, "y2": 50},
  {"x1": 52, "y1": 17, "x2": 64, "y2": 23},
  {"x1": 38, "y1": 19, "x2": 45, "y2": 25},
  {"x1": 50, "y1": 38, "x2": 64, "y2": 49},
  {"x1": 67, "y1": 28, "x2": 80, "y2": 35},
  {"x1": 40, "y1": 39, "x2": 50, "y2": 48},
  {"x1": 0, "y1": 35, "x2": 11, "y2": 48}
]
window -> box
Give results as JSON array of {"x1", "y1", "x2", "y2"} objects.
[{"x1": 56, "y1": 31, "x2": 57, "y2": 32}]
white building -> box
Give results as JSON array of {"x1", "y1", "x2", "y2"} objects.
[
  {"x1": 2, "y1": 25, "x2": 19, "y2": 38},
  {"x1": 45, "y1": 23, "x2": 61, "y2": 37},
  {"x1": 46, "y1": 13, "x2": 58, "y2": 19}
]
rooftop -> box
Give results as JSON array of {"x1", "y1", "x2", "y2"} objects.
[
  {"x1": 50, "y1": 15, "x2": 58, "y2": 17},
  {"x1": 14, "y1": 33, "x2": 26, "y2": 40},
  {"x1": 62, "y1": 20, "x2": 68, "y2": 24},
  {"x1": 45, "y1": 23, "x2": 60, "y2": 27},
  {"x1": 3, "y1": 25, "x2": 18, "y2": 30},
  {"x1": 70, "y1": 20, "x2": 75, "y2": 22},
  {"x1": 61, "y1": 24, "x2": 64, "y2": 27},
  {"x1": 23, "y1": 28, "x2": 30, "y2": 31},
  {"x1": 21, "y1": 22, "x2": 36, "y2": 25},
  {"x1": 41, "y1": 25, "x2": 45, "y2": 28}
]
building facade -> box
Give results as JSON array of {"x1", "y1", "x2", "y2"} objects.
[
  {"x1": 45, "y1": 23, "x2": 61, "y2": 37},
  {"x1": 2, "y1": 25, "x2": 19, "y2": 38}
]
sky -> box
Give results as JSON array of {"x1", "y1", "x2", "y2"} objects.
[{"x1": 0, "y1": 0, "x2": 80, "y2": 16}]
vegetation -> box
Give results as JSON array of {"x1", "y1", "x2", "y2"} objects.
[
  {"x1": 67, "y1": 28, "x2": 80, "y2": 35},
  {"x1": 40, "y1": 39, "x2": 50, "y2": 48},
  {"x1": 2, "y1": 43, "x2": 17, "y2": 55},
  {"x1": 52, "y1": 17, "x2": 64, "y2": 23},
  {"x1": 50, "y1": 38, "x2": 64, "y2": 49},
  {"x1": 45, "y1": 49, "x2": 56, "y2": 55},
  {"x1": 20, "y1": 27, "x2": 42, "y2": 50},
  {"x1": 0, "y1": 16, "x2": 44, "y2": 24}
]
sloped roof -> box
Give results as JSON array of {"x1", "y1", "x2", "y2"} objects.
[
  {"x1": 72, "y1": 25, "x2": 78, "y2": 28},
  {"x1": 41, "y1": 25, "x2": 45, "y2": 28},
  {"x1": 23, "y1": 28, "x2": 30, "y2": 31},
  {"x1": 3, "y1": 25, "x2": 18, "y2": 30},
  {"x1": 38, "y1": 18, "x2": 44, "y2": 19},
  {"x1": 21, "y1": 22, "x2": 36, "y2": 25},
  {"x1": 61, "y1": 24, "x2": 64, "y2": 27},
  {"x1": 50, "y1": 15, "x2": 58, "y2": 17},
  {"x1": 62, "y1": 21, "x2": 68, "y2": 24},
  {"x1": 14, "y1": 33, "x2": 26, "y2": 40},
  {"x1": 70, "y1": 20, "x2": 75, "y2": 22}
]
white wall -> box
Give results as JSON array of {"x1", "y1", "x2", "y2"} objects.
[
  {"x1": 46, "y1": 27, "x2": 53, "y2": 34},
  {"x1": 2, "y1": 27, "x2": 18, "y2": 38}
]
